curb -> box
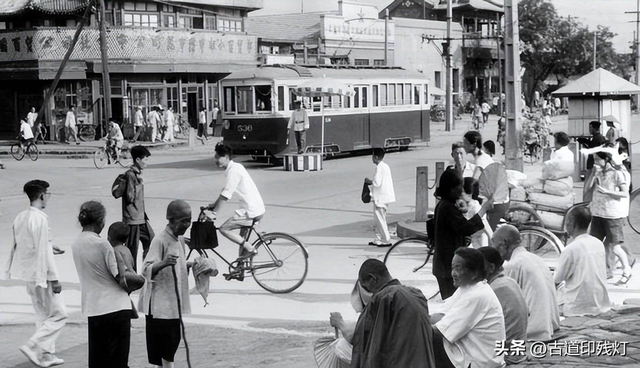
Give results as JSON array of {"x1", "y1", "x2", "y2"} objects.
[{"x1": 396, "y1": 218, "x2": 428, "y2": 239}]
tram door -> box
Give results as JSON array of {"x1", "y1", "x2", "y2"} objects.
[{"x1": 353, "y1": 86, "x2": 370, "y2": 148}]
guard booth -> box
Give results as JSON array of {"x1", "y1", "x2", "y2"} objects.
[{"x1": 552, "y1": 68, "x2": 640, "y2": 179}]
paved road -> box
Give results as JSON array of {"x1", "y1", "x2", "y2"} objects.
[{"x1": 1, "y1": 114, "x2": 640, "y2": 367}]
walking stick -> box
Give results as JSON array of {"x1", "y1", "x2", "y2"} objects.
[{"x1": 172, "y1": 265, "x2": 192, "y2": 368}]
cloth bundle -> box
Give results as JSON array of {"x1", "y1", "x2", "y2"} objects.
[
  {"x1": 542, "y1": 160, "x2": 574, "y2": 180},
  {"x1": 192, "y1": 256, "x2": 218, "y2": 307},
  {"x1": 524, "y1": 176, "x2": 574, "y2": 197},
  {"x1": 527, "y1": 192, "x2": 575, "y2": 210}
]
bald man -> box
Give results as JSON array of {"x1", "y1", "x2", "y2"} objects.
[
  {"x1": 492, "y1": 225, "x2": 559, "y2": 341},
  {"x1": 138, "y1": 200, "x2": 192, "y2": 368}
]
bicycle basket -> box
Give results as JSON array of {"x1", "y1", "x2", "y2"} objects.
[{"x1": 190, "y1": 211, "x2": 219, "y2": 250}]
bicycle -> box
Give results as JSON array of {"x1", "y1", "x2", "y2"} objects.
[
  {"x1": 93, "y1": 139, "x2": 132, "y2": 169},
  {"x1": 185, "y1": 209, "x2": 309, "y2": 293},
  {"x1": 10, "y1": 137, "x2": 38, "y2": 161},
  {"x1": 523, "y1": 138, "x2": 542, "y2": 164},
  {"x1": 174, "y1": 115, "x2": 191, "y2": 139}
]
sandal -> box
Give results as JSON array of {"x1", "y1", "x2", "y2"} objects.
[{"x1": 615, "y1": 274, "x2": 632, "y2": 286}]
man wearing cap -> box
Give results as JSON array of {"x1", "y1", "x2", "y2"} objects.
[
  {"x1": 578, "y1": 121, "x2": 607, "y2": 201},
  {"x1": 146, "y1": 106, "x2": 162, "y2": 143},
  {"x1": 139, "y1": 200, "x2": 192, "y2": 368},
  {"x1": 108, "y1": 120, "x2": 124, "y2": 162},
  {"x1": 287, "y1": 101, "x2": 309, "y2": 154},
  {"x1": 132, "y1": 106, "x2": 145, "y2": 142}
]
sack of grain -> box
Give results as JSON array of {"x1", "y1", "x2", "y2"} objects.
[
  {"x1": 543, "y1": 176, "x2": 574, "y2": 196},
  {"x1": 528, "y1": 192, "x2": 575, "y2": 209},
  {"x1": 506, "y1": 170, "x2": 527, "y2": 188},
  {"x1": 542, "y1": 159, "x2": 574, "y2": 180},
  {"x1": 538, "y1": 212, "x2": 565, "y2": 231}
]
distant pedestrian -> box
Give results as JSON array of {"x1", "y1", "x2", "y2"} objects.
[
  {"x1": 497, "y1": 113, "x2": 506, "y2": 155},
  {"x1": 71, "y1": 201, "x2": 133, "y2": 368},
  {"x1": 472, "y1": 102, "x2": 483, "y2": 129},
  {"x1": 27, "y1": 107, "x2": 37, "y2": 128},
  {"x1": 19, "y1": 118, "x2": 34, "y2": 151},
  {"x1": 364, "y1": 148, "x2": 395, "y2": 247},
  {"x1": 492, "y1": 95, "x2": 499, "y2": 114},
  {"x1": 605, "y1": 120, "x2": 620, "y2": 145},
  {"x1": 5, "y1": 180, "x2": 66, "y2": 367},
  {"x1": 198, "y1": 107, "x2": 208, "y2": 141},
  {"x1": 146, "y1": 106, "x2": 161, "y2": 143},
  {"x1": 138, "y1": 200, "x2": 193, "y2": 368},
  {"x1": 287, "y1": 100, "x2": 309, "y2": 154},
  {"x1": 156, "y1": 105, "x2": 166, "y2": 142},
  {"x1": 551, "y1": 132, "x2": 573, "y2": 162},
  {"x1": 132, "y1": 106, "x2": 144, "y2": 142},
  {"x1": 65, "y1": 105, "x2": 80, "y2": 144},
  {"x1": 481, "y1": 100, "x2": 491, "y2": 124},
  {"x1": 554, "y1": 206, "x2": 611, "y2": 316},
  {"x1": 212, "y1": 100, "x2": 222, "y2": 136},
  {"x1": 163, "y1": 106, "x2": 175, "y2": 142},
  {"x1": 118, "y1": 145, "x2": 154, "y2": 269}
]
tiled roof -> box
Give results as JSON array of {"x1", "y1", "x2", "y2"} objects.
[
  {"x1": 0, "y1": 0, "x2": 90, "y2": 15},
  {"x1": 245, "y1": 13, "x2": 324, "y2": 43},
  {"x1": 434, "y1": 0, "x2": 504, "y2": 13}
]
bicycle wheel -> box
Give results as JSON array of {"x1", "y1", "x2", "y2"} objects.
[
  {"x1": 118, "y1": 149, "x2": 132, "y2": 167},
  {"x1": 250, "y1": 232, "x2": 308, "y2": 293},
  {"x1": 27, "y1": 143, "x2": 38, "y2": 161},
  {"x1": 79, "y1": 125, "x2": 96, "y2": 142},
  {"x1": 10, "y1": 144, "x2": 25, "y2": 161},
  {"x1": 383, "y1": 237, "x2": 432, "y2": 290},
  {"x1": 629, "y1": 189, "x2": 640, "y2": 235},
  {"x1": 93, "y1": 148, "x2": 108, "y2": 169},
  {"x1": 519, "y1": 226, "x2": 564, "y2": 271}
]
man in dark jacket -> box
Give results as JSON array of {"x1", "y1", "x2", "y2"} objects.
[
  {"x1": 122, "y1": 145, "x2": 154, "y2": 269},
  {"x1": 350, "y1": 259, "x2": 436, "y2": 368},
  {"x1": 577, "y1": 121, "x2": 607, "y2": 170}
]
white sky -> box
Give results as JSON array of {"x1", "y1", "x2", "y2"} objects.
[{"x1": 251, "y1": 0, "x2": 638, "y2": 53}]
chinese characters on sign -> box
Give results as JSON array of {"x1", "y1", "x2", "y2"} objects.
[
  {"x1": 0, "y1": 29, "x2": 257, "y2": 63},
  {"x1": 322, "y1": 16, "x2": 395, "y2": 43}
]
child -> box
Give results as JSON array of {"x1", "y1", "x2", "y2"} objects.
[
  {"x1": 462, "y1": 177, "x2": 493, "y2": 248},
  {"x1": 589, "y1": 145, "x2": 632, "y2": 285},
  {"x1": 365, "y1": 148, "x2": 396, "y2": 247},
  {"x1": 108, "y1": 222, "x2": 145, "y2": 294}
]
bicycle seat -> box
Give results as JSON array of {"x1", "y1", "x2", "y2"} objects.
[{"x1": 240, "y1": 215, "x2": 264, "y2": 231}]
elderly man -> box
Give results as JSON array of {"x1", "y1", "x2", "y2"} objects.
[
  {"x1": 431, "y1": 247, "x2": 506, "y2": 368},
  {"x1": 447, "y1": 142, "x2": 476, "y2": 178},
  {"x1": 138, "y1": 200, "x2": 192, "y2": 368},
  {"x1": 478, "y1": 247, "x2": 528, "y2": 365},
  {"x1": 350, "y1": 259, "x2": 436, "y2": 368},
  {"x1": 555, "y1": 206, "x2": 611, "y2": 316},
  {"x1": 492, "y1": 225, "x2": 560, "y2": 341}
]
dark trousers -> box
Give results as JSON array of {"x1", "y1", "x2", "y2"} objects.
[
  {"x1": 433, "y1": 330, "x2": 456, "y2": 368},
  {"x1": 126, "y1": 223, "x2": 153, "y2": 271},
  {"x1": 131, "y1": 126, "x2": 143, "y2": 142},
  {"x1": 295, "y1": 130, "x2": 306, "y2": 153},
  {"x1": 88, "y1": 310, "x2": 131, "y2": 368},
  {"x1": 487, "y1": 202, "x2": 510, "y2": 231},
  {"x1": 436, "y1": 275, "x2": 456, "y2": 300}
]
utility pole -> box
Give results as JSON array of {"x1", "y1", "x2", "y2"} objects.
[
  {"x1": 496, "y1": 13, "x2": 503, "y2": 116},
  {"x1": 384, "y1": 9, "x2": 389, "y2": 66},
  {"x1": 445, "y1": 0, "x2": 453, "y2": 131},
  {"x1": 593, "y1": 31, "x2": 597, "y2": 71},
  {"x1": 627, "y1": 1, "x2": 640, "y2": 107},
  {"x1": 504, "y1": 0, "x2": 523, "y2": 171},
  {"x1": 98, "y1": 0, "x2": 112, "y2": 127}
]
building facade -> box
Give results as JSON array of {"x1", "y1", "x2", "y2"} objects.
[{"x1": 0, "y1": 0, "x2": 263, "y2": 140}]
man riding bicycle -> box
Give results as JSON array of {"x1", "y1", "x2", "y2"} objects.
[
  {"x1": 107, "y1": 120, "x2": 124, "y2": 162},
  {"x1": 19, "y1": 118, "x2": 35, "y2": 150},
  {"x1": 205, "y1": 144, "x2": 265, "y2": 259}
]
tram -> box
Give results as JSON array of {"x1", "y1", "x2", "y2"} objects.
[{"x1": 219, "y1": 65, "x2": 432, "y2": 159}]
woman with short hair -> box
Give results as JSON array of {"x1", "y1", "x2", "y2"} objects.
[{"x1": 71, "y1": 201, "x2": 132, "y2": 368}]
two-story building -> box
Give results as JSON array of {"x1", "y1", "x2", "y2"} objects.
[{"x1": 0, "y1": 0, "x2": 263, "y2": 140}]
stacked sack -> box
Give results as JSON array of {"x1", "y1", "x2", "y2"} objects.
[{"x1": 523, "y1": 160, "x2": 575, "y2": 230}]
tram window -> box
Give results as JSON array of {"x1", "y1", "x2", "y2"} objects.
[
  {"x1": 354, "y1": 88, "x2": 360, "y2": 108},
  {"x1": 397, "y1": 84, "x2": 403, "y2": 105},
  {"x1": 331, "y1": 95, "x2": 342, "y2": 108},
  {"x1": 223, "y1": 87, "x2": 235, "y2": 113},
  {"x1": 373, "y1": 85, "x2": 379, "y2": 106},
  {"x1": 388, "y1": 84, "x2": 396, "y2": 106},
  {"x1": 277, "y1": 86, "x2": 285, "y2": 111},
  {"x1": 424, "y1": 84, "x2": 429, "y2": 106},
  {"x1": 414, "y1": 85, "x2": 420, "y2": 105},
  {"x1": 312, "y1": 96, "x2": 321, "y2": 112},
  {"x1": 254, "y1": 85, "x2": 272, "y2": 112},
  {"x1": 323, "y1": 96, "x2": 331, "y2": 109},
  {"x1": 380, "y1": 84, "x2": 386, "y2": 106},
  {"x1": 289, "y1": 87, "x2": 297, "y2": 110},
  {"x1": 362, "y1": 87, "x2": 368, "y2": 108},
  {"x1": 237, "y1": 86, "x2": 253, "y2": 114},
  {"x1": 404, "y1": 84, "x2": 411, "y2": 105}
]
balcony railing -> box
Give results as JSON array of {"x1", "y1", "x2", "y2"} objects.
[
  {"x1": 462, "y1": 32, "x2": 499, "y2": 50},
  {"x1": 0, "y1": 27, "x2": 257, "y2": 64}
]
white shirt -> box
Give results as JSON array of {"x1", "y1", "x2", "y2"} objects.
[
  {"x1": 472, "y1": 153, "x2": 494, "y2": 171},
  {"x1": 481, "y1": 102, "x2": 491, "y2": 113},
  {"x1": 212, "y1": 107, "x2": 219, "y2": 121},
  {"x1": 199, "y1": 111, "x2": 207, "y2": 125},
  {"x1": 71, "y1": 232, "x2": 131, "y2": 317},
  {"x1": 465, "y1": 199, "x2": 489, "y2": 248},
  {"x1": 109, "y1": 124, "x2": 124, "y2": 143},
  {"x1": 165, "y1": 110, "x2": 175, "y2": 125},
  {"x1": 221, "y1": 161, "x2": 266, "y2": 218},
  {"x1": 4, "y1": 207, "x2": 58, "y2": 288},
  {"x1": 590, "y1": 166, "x2": 629, "y2": 219},
  {"x1": 504, "y1": 247, "x2": 560, "y2": 341},
  {"x1": 554, "y1": 234, "x2": 610, "y2": 316},
  {"x1": 27, "y1": 112, "x2": 37, "y2": 127},
  {"x1": 550, "y1": 146, "x2": 573, "y2": 162},
  {"x1": 65, "y1": 110, "x2": 76, "y2": 128},
  {"x1": 435, "y1": 282, "x2": 506, "y2": 368},
  {"x1": 288, "y1": 109, "x2": 310, "y2": 132},
  {"x1": 461, "y1": 161, "x2": 476, "y2": 178},
  {"x1": 134, "y1": 110, "x2": 144, "y2": 127},
  {"x1": 372, "y1": 161, "x2": 395, "y2": 206},
  {"x1": 21, "y1": 121, "x2": 34, "y2": 140}
]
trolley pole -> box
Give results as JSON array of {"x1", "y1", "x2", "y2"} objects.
[
  {"x1": 445, "y1": 0, "x2": 453, "y2": 131},
  {"x1": 98, "y1": 0, "x2": 112, "y2": 125},
  {"x1": 384, "y1": 9, "x2": 389, "y2": 66},
  {"x1": 504, "y1": 0, "x2": 523, "y2": 171}
]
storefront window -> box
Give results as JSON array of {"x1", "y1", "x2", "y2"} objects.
[{"x1": 277, "y1": 86, "x2": 285, "y2": 111}]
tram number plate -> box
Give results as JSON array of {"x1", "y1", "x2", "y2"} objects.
[{"x1": 237, "y1": 124, "x2": 253, "y2": 132}]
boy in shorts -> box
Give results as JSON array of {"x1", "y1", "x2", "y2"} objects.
[
  {"x1": 108, "y1": 222, "x2": 145, "y2": 294},
  {"x1": 588, "y1": 145, "x2": 632, "y2": 285}
]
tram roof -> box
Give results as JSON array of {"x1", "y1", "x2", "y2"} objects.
[{"x1": 222, "y1": 65, "x2": 429, "y2": 82}]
